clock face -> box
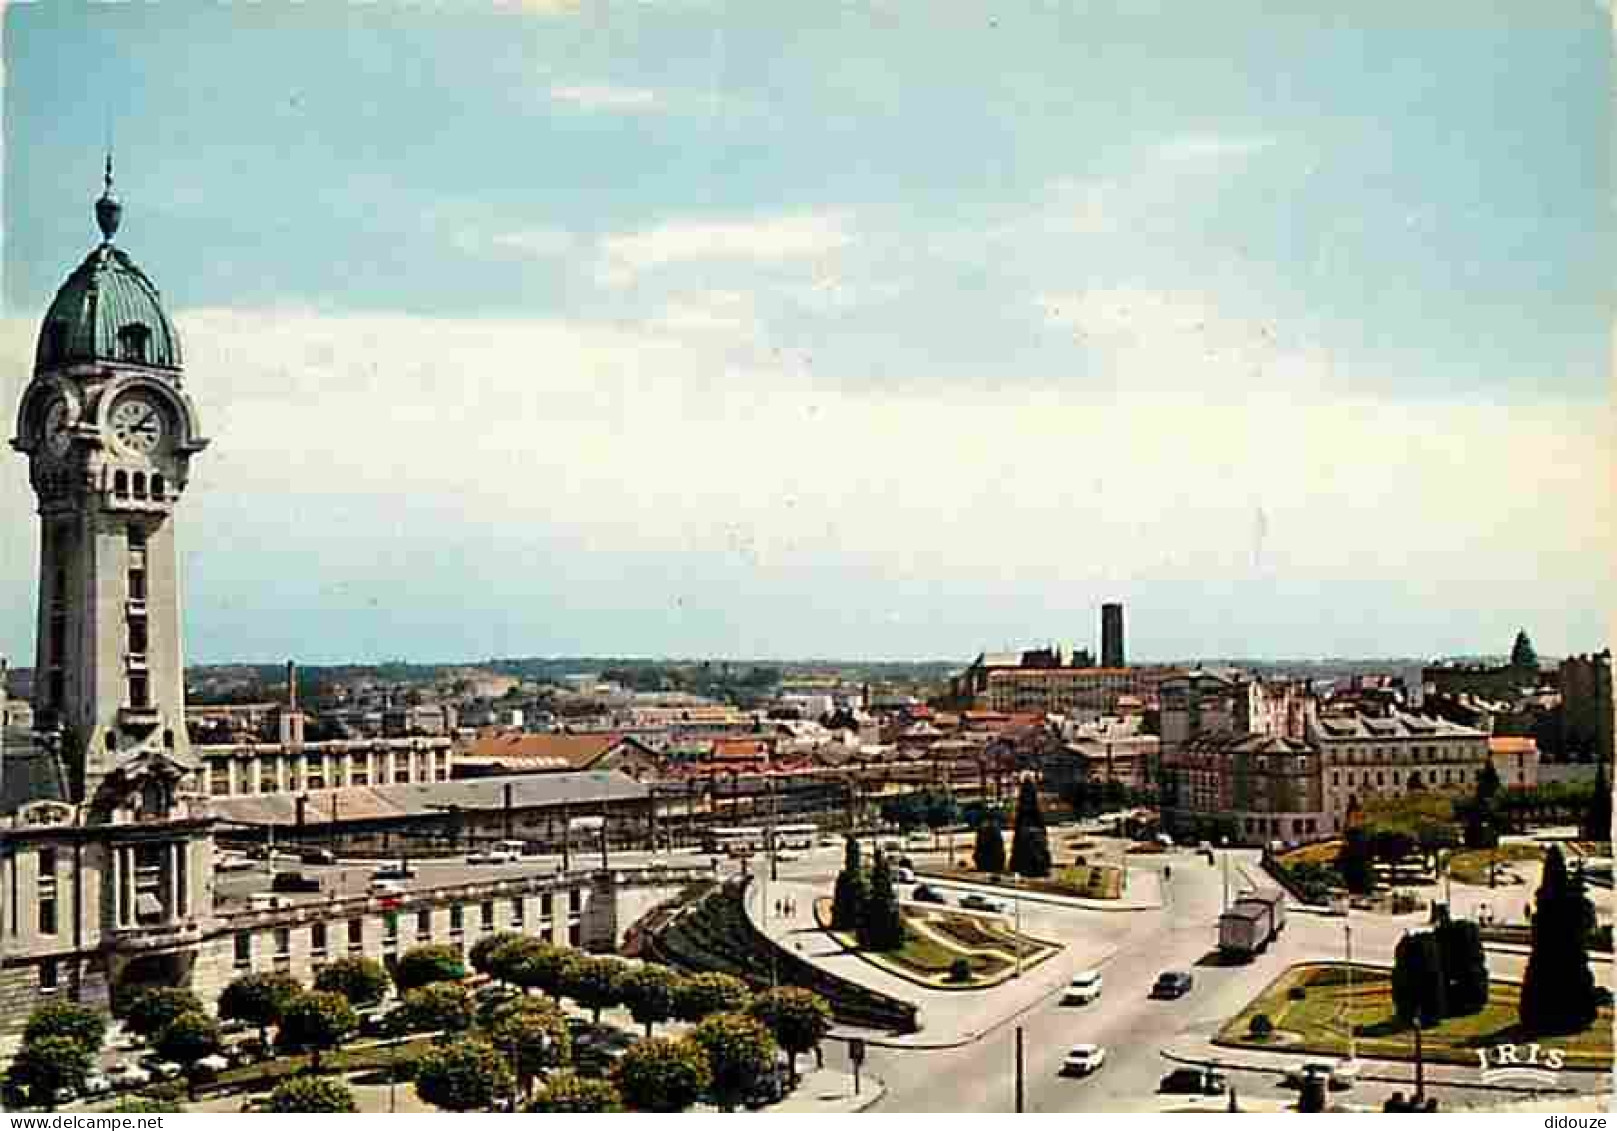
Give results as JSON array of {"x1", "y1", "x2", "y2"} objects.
[
  {"x1": 42, "y1": 399, "x2": 72, "y2": 458},
  {"x1": 109, "y1": 394, "x2": 166, "y2": 456}
]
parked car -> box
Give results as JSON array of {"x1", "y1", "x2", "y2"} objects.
[
  {"x1": 299, "y1": 848, "x2": 337, "y2": 866},
  {"x1": 910, "y1": 884, "x2": 947, "y2": 905},
  {"x1": 894, "y1": 866, "x2": 917, "y2": 884},
  {"x1": 108, "y1": 1063, "x2": 152, "y2": 1089},
  {"x1": 1061, "y1": 969, "x2": 1104, "y2": 1005},
  {"x1": 1060, "y1": 1044, "x2": 1107, "y2": 1076},
  {"x1": 774, "y1": 849, "x2": 801, "y2": 863},
  {"x1": 1283, "y1": 1060, "x2": 1355, "y2": 1091},
  {"x1": 271, "y1": 871, "x2": 322, "y2": 894},
  {"x1": 1159, "y1": 1067, "x2": 1227, "y2": 1095},
  {"x1": 215, "y1": 853, "x2": 255, "y2": 873},
  {"x1": 1150, "y1": 971, "x2": 1195, "y2": 999},
  {"x1": 79, "y1": 1073, "x2": 112, "y2": 1097},
  {"x1": 369, "y1": 879, "x2": 405, "y2": 898},
  {"x1": 959, "y1": 893, "x2": 1005, "y2": 914},
  {"x1": 371, "y1": 861, "x2": 416, "y2": 881},
  {"x1": 467, "y1": 848, "x2": 518, "y2": 865},
  {"x1": 141, "y1": 1058, "x2": 183, "y2": 1080}
]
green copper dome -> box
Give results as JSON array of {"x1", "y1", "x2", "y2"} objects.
[{"x1": 33, "y1": 161, "x2": 182, "y2": 374}]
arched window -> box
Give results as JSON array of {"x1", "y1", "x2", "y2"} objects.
[
  {"x1": 114, "y1": 470, "x2": 129, "y2": 497},
  {"x1": 150, "y1": 474, "x2": 165, "y2": 499},
  {"x1": 117, "y1": 324, "x2": 151, "y2": 363},
  {"x1": 132, "y1": 472, "x2": 146, "y2": 499}
]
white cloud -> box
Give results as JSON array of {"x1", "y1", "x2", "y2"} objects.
[
  {"x1": 650, "y1": 290, "x2": 759, "y2": 336},
  {"x1": 548, "y1": 84, "x2": 664, "y2": 112},
  {"x1": 454, "y1": 226, "x2": 576, "y2": 259},
  {"x1": 1153, "y1": 134, "x2": 1276, "y2": 163},
  {"x1": 595, "y1": 212, "x2": 851, "y2": 287}
]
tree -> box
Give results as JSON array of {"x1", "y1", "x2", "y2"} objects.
[
  {"x1": 1008, "y1": 778, "x2": 1052, "y2": 878},
  {"x1": 1511, "y1": 629, "x2": 1538, "y2": 670},
  {"x1": 747, "y1": 987, "x2": 832, "y2": 1085},
  {"x1": 413, "y1": 1038, "x2": 514, "y2": 1112},
  {"x1": 1464, "y1": 761, "x2": 1504, "y2": 849},
  {"x1": 1520, "y1": 846, "x2": 1600, "y2": 1035},
  {"x1": 612, "y1": 1036, "x2": 712, "y2": 1113},
  {"x1": 394, "y1": 943, "x2": 467, "y2": 993},
  {"x1": 973, "y1": 815, "x2": 1006, "y2": 874},
  {"x1": 691, "y1": 1012, "x2": 779, "y2": 1111},
  {"x1": 616, "y1": 964, "x2": 681, "y2": 1037},
  {"x1": 830, "y1": 837, "x2": 868, "y2": 931},
  {"x1": 6, "y1": 1035, "x2": 92, "y2": 1111},
  {"x1": 1336, "y1": 826, "x2": 1376, "y2": 895},
  {"x1": 22, "y1": 1001, "x2": 107, "y2": 1056},
  {"x1": 509, "y1": 942, "x2": 572, "y2": 998},
  {"x1": 1581, "y1": 759, "x2": 1611, "y2": 843},
  {"x1": 277, "y1": 990, "x2": 359, "y2": 1071},
  {"x1": 218, "y1": 971, "x2": 302, "y2": 1047},
  {"x1": 673, "y1": 972, "x2": 752, "y2": 1022},
  {"x1": 483, "y1": 998, "x2": 571, "y2": 1096},
  {"x1": 560, "y1": 954, "x2": 625, "y2": 1024},
  {"x1": 396, "y1": 982, "x2": 476, "y2": 1039},
  {"x1": 1433, "y1": 917, "x2": 1489, "y2": 1017},
  {"x1": 266, "y1": 1076, "x2": 358, "y2": 1113},
  {"x1": 124, "y1": 986, "x2": 204, "y2": 1043},
  {"x1": 313, "y1": 956, "x2": 390, "y2": 1008},
  {"x1": 469, "y1": 931, "x2": 526, "y2": 979},
  {"x1": 529, "y1": 1070, "x2": 623, "y2": 1112},
  {"x1": 1391, "y1": 930, "x2": 1446, "y2": 1101},
  {"x1": 857, "y1": 850, "x2": 905, "y2": 951},
  {"x1": 155, "y1": 1011, "x2": 221, "y2": 1100}
]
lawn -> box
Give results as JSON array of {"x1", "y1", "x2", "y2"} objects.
[
  {"x1": 1448, "y1": 844, "x2": 1543, "y2": 887},
  {"x1": 210, "y1": 1035, "x2": 439, "y2": 1093},
  {"x1": 1217, "y1": 963, "x2": 1612, "y2": 1070},
  {"x1": 815, "y1": 901, "x2": 1056, "y2": 988},
  {"x1": 1277, "y1": 840, "x2": 1343, "y2": 868}
]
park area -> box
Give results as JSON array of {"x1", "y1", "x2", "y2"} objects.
[
  {"x1": 926, "y1": 861, "x2": 1124, "y2": 901},
  {"x1": 815, "y1": 900, "x2": 1058, "y2": 989},
  {"x1": 1216, "y1": 963, "x2": 1613, "y2": 1070}
]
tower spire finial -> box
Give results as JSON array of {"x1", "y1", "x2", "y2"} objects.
[{"x1": 95, "y1": 150, "x2": 122, "y2": 244}]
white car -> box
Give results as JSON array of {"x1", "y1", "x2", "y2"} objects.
[
  {"x1": 1061, "y1": 1044, "x2": 1107, "y2": 1076},
  {"x1": 79, "y1": 1073, "x2": 112, "y2": 1096},
  {"x1": 467, "y1": 849, "x2": 518, "y2": 865},
  {"x1": 1062, "y1": 969, "x2": 1104, "y2": 1005},
  {"x1": 369, "y1": 879, "x2": 405, "y2": 897},
  {"x1": 1283, "y1": 1059, "x2": 1355, "y2": 1091},
  {"x1": 108, "y1": 1063, "x2": 152, "y2": 1088},
  {"x1": 894, "y1": 866, "x2": 917, "y2": 884},
  {"x1": 774, "y1": 849, "x2": 801, "y2": 862},
  {"x1": 215, "y1": 853, "x2": 255, "y2": 872}
]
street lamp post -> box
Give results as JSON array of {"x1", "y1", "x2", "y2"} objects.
[{"x1": 1344, "y1": 917, "x2": 1356, "y2": 1064}]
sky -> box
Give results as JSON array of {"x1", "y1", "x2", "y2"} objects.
[{"x1": 0, "y1": 1, "x2": 1611, "y2": 665}]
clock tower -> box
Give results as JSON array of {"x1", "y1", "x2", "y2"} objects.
[{"x1": 10, "y1": 159, "x2": 209, "y2": 813}]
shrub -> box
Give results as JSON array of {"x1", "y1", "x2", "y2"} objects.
[
  {"x1": 413, "y1": 1039, "x2": 513, "y2": 1112},
  {"x1": 22, "y1": 1001, "x2": 108, "y2": 1055},
  {"x1": 1248, "y1": 1013, "x2": 1274, "y2": 1039},
  {"x1": 947, "y1": 958, "x2": 973, "y2": 983},
  {"x1": 123, "y1": 987, "x2": 204, "y2": 1042},
  {"x1": 529, "y1": 1070, "x2": 623, "y2": 1113},
  {"x1": 266, "y1": 1076, "x2": 358, "y2": 1113},
  {"x1": 313, "y1": 956, "x2": 390, "y2": 1008},
  {"x1": 393, "y1": 944, "x2": 467, "y2": 993},
  {"x1": 1287, "y1": 986, "x2": 1307, "y2": 1001}
]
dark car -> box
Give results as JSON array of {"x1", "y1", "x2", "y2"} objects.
[
  {"x1": 270, "y1": 871, "x2": 321, "y2": 894},
  {"x1": 1159, "y1": 1067, "x2": 1227, "y2": 1095},
  {"x1": 959, "y1": 893, "x2": 1005, "y2": 914},
  {"x1": 911, "y1": 884, "x2": 947, "y2": 905},
  {"x1": 299, "y1": 848, "x2": 337, "y2": 866},
  {"x1": 1151, "y1": 971, "x2": 1194, "y2": 999}
]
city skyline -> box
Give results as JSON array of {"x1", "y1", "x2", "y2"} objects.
[{"x1": 3, "y1": 2, "x2": 1611, "y2": 666}]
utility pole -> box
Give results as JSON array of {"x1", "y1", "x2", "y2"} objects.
[
  {"x1": 1345, "y1": 917, "x2": 1356, "y2": 1063},
  {"x1": 1014, "y1": 1025, "x2": 1025, "y2": 1113}
]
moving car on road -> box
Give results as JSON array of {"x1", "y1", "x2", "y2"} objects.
[
  {"x1": 1158, "y1": 1067, "x2": 1227, "y2": 1095},
  {"x1": 1150, "y1": 970, "x2": 1195, "y2": 999},
  {"x1": 1283, "y1": 1060, "x2": 1356, "y2": 1091},
  {"x1": 911, "y1": 884, "x2": 947, "y2": 905},
  {"x1": 1060, "y1": 1044, "x2": 1107, "y2": 1076},
  {"x1": 959, "y1": 893, "x2": 1005, "y2": 914},
  {"x1": 1061, "y1": 969, "x2": 1104, "y2": 1005},
  {"x1": 467, "y1": 847, "x2": 519, "y2": 865},
  {"x1": 372, "y1": 861, "x2": 416, "y2": 881}
]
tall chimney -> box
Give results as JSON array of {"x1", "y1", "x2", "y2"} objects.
[
  {"x1": 287, "y1": 660, "x2": 298, "y2": 712},
  {"x1": 1101, "y1": 603, "x2": 1126, "y2": 669}
]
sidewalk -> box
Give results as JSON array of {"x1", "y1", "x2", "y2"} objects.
[
  {"x1": 763, "y1": 1067, "x2": 884, "y2": 1113},
  {"x1": 747, "y1": 877, "x2": 1118, "y2": 1049}
]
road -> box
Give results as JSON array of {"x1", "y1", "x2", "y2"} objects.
[{"x1": 767, "y1": 834, "x2": 1613, "y2": 1113}]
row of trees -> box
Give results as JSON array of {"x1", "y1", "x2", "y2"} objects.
[
  {"x1": 971, "y1": 779, "x2": 1052, "y2": 878},
  {"x1": 830, "y1": 839, "x2": 905, "y2": 950}
]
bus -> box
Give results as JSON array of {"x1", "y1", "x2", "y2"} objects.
[{"x1": 702, "y1": 824, "x2": 819, "y2": 855}]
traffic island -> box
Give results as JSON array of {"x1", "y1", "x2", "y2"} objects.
[
  {"x1": 1215, "y1": 962, "x2": 1614, "y2": 1070},
  {"x1": 811, "y1": 898, "x2": 1059, "y2": 990}
]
